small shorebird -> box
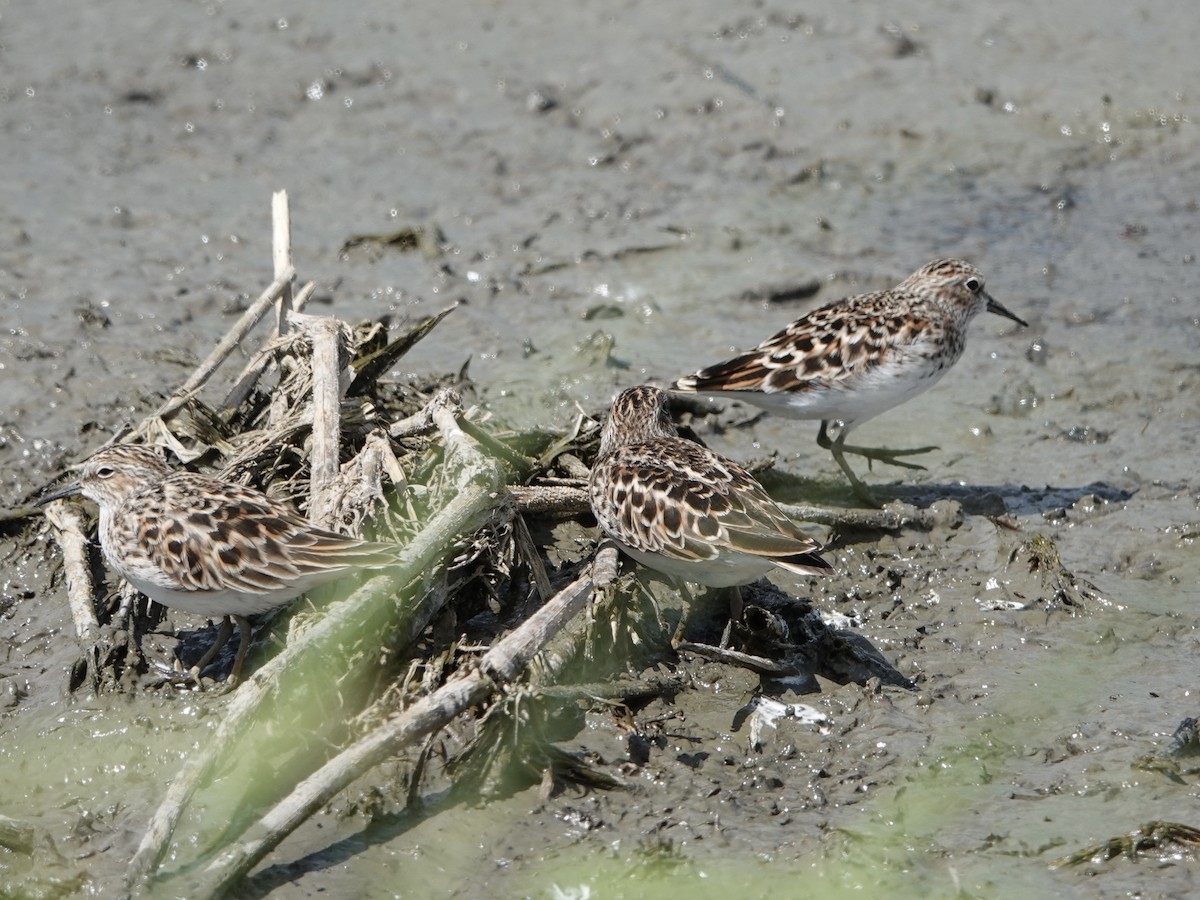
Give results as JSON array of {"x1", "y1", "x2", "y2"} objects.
[
  {"x1": 673, "y1": 259, "x2": 1027, "y2": 506},
  {"x1": 588, "y1": 386, "x2": 831, "y2": 623},
  {"x1": 39, "y1": 444, "x2": 400, "y2": 684}
]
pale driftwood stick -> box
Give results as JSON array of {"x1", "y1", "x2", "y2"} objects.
[
  {"x1": 221, "y1": 280, "x2": 317, "y2": 411},
  {"x1": 272, "y1": 190, "x2": 295, "y2": 337},
  {"x1": 507, "y1": 485, "x2": 953, "y2": 529},
  {"x1": 218, "y1": 332, "x2": 297, "y2": 416},
  {"x1": 40, "y1": 502, "x2": 99, "y2": 645},
  {"x1": 305, "y1": 317, "x2": 346, "y2": 527},
  {"x1": 125, "y1": 391, "x2": 502, "y2": 895},
  {"x1": 389, "y1": 382, "x2": 492, "y2": 443},
  {"x1": 388, "y1": 405, "x2": 437, "y2": 439},
  {"x1": 485, "y1": 544, "x2": 618, "y2": 680},
  {"x1": 592, "y1": 540, "x2": 621, "y2": 587},
  {"x1": 777, "y1": 499, "x2": 960, "y2": 531},
  {"x1": 430, "y1": 390, "x2": 474, "y2": 458},
  {"x1": 153, "y1": 265, "x2": 296, "y2": 421},
  {"x1": 183, "y1": 546, "x2": 618, "y2": 900},
  {"x1": 292, "y1": 280, "x2": 316, "y2": 313},
  {"x1": 509, "y1": 484, "x2": 589, "y2": 516}
]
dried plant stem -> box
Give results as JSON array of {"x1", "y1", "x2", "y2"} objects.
[
  {"x1": 388, "y1": 405, "x2": 437, "y2": 439},
  {"x1": 509, "y1": 483, "x2": 589, "y2": 516},
  {"x1": 305, "y1": 317, "x2": 347, "y2": 527},
  {"x1": 272, "y1": 189, "x2": 295, "y2": 337},
  {"x1": 672, "y1": 640, "x2": 792, "y2": 675},
  {"x1": 505, "y1": 485, "x2": 953, "y2": 531},
  {"x1": 777, "y1": 499, "x2": 959, "y2": 530},
  {"x1": 182, "y1": 546, "x2": 618, "y2": 899},
  {"x1": 40, "y1": 502, "x2": 99, "y2": 645},
  {"x1": 164, "y1": 192, "x2": 301, "y2": 420}
]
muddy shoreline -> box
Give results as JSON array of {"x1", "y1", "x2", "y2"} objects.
[{"x1": 3, "y1": 2, "x2": 1200, "y2": 897}]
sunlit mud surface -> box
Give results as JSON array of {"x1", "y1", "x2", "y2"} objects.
[{"x1": 2, "y1": 2, "x2": 1198, "y2": 897}]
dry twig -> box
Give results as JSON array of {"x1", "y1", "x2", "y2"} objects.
[
  {"x1": 39, "y1": 501, "x2": 98, "y2": 646},
  {"x1": 301, "y1": 315, "x2": 351, "y2": 526},
  {"x1": 272, "y1": 189, "x2": 295, "y2": 336},
  {"x1": 777, "y1": 499, "x2": 962, "y2": 530}
]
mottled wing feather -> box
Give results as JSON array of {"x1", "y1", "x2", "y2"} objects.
[
  {"x1": 284, "y1": 529, "x2": 403, "y2": 569},
  {"x1": 591, "y1": 439, "x2": 828, "y2": 572},
  {"x1": 590, "y1": 453, "x2": 715, "y2": 563},
  {"x1": 687, "y1": 451, "x2": 831, "y2": 573},
  {"x1": 678, "y1": 292, "x2": 934, "y2": 395},
  {"x1": 129, "y1": 475, "x2": 397, "y2": 594}
]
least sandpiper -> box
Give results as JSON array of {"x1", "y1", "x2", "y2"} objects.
[
  {"x1": 38, "y1": 444, "x2": 400, "y2": 684},
  {"x1": 673, "y1": 259, "x2": 1027, "y2": 506},
  {"x1": 589, "y1": 386, "x2": 831, "y2": 612}
]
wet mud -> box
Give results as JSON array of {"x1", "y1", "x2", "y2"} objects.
[{"x1": 2, "y1": 1, "x2": 1199, "y2": 897}]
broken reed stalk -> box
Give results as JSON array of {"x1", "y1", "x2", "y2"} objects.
[
  {"x1": 388, "y1": 404, "x2": 439, "y2": 439},
  {"x1": 500, "y1": 485, "x2": 954, "y2": 532},
  {"x1": 125, "y1": 391, "x2": 508, "y2": 896},
  {"x1": 182, "y1": 545, "x2": 620, "y2": 900},
  {"x1": 39, "y1": 502, "x2": 99, "y2": 645},
  {"x1": 303, "y1": 316, "x2": 349, "y2": 527},
  {"x1": 776, "y1": 500, "x2": 958, "y2": 530},
  {"x1": 272, "y1": 189, "x2": 295, "y2": 337},
  {"x1": 508, "y1": 483, "x2": 589, "y2": 516}
]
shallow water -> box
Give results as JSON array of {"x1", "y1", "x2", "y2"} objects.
[{"x1": 2, "y1": 0, "x2": 1199, "y2": 897}]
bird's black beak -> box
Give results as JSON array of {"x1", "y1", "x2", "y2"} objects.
[
  {"x1": 985, "y1": 293, "x2": 1028, "y2": 328},
  {"x1": 35, "y1": 482, "x2": 82, "y2": 506}
]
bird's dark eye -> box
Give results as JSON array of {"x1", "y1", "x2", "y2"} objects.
[
  {"x1": 96, "y1": 466, "x2": 115, "y2": 479},
  {"x1": 965, "y1": 277, "x2": 982, "y2": 292}
]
